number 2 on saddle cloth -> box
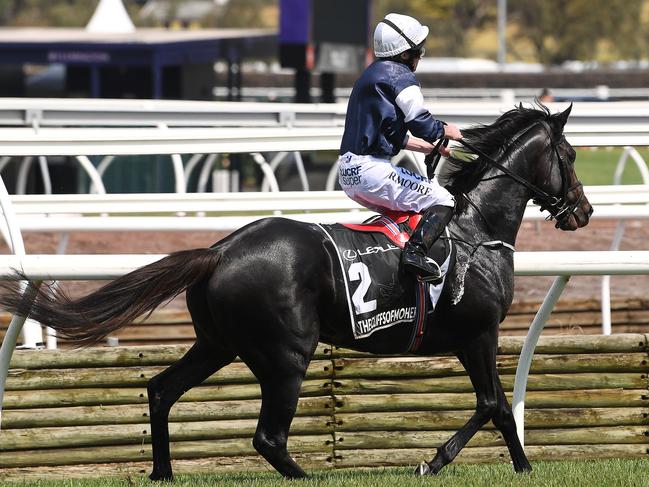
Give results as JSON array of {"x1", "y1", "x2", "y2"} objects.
[{"x1": 316, "y1": 210, "x2": 455, "y2": 354}]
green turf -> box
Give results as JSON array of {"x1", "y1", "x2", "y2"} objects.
[
  {"x1": 8, "y1": 459, "x2": 649, "y2": 487},
  {"x1": 575, "y1": 147, "x2": 648, "y2": 186}
]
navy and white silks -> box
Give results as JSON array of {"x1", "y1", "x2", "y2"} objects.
[{"x1": 339, "y1": 59, "x2": 454, "y2": 213}]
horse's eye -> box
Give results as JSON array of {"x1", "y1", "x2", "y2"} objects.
[{"x1": 562, "y1": 150, "x2": 576, "y2": 166}]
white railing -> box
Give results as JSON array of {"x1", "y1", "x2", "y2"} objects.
[
  {"x1": 0, "y1": 251, "x2": 645, "y2": 279},
  {"x1": 5, "y1": 184, "x2": 647, "y2": 210},
  {"x1": 0, "y1": 98, "x2": 349, "y2": 128},
  {"x1": 2, "y1": 121, "x2": 649, "y2": 154},
  {"x1": 0, "y1": 126, "x2": 344, "y2": 194},
  {"x1": 1, "y1": 186, "x2": 648, "y2": 232},
  {"x1": 1, "y1": 184, "x2": 646, "y2": 210},
  {"x1": 5, "y1": 98, "x2": 649, "y2": 128},
  {"x1": 0, "y1": 127, "x2": 344, "y2": 155},
  {"x1": 0, "y1": 120, "x2": 647, "y2": 196},
  {"x1": 2, "y1": 98, "x2": 648, "y2": 195}
]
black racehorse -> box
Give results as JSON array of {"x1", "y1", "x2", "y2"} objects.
[{"x1": 0, "y1": 104, "x2": 592, "y2": 480}]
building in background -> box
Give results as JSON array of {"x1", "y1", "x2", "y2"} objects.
[{"x1": 0, "y1": 0, "x2": 276, "y2": 100}]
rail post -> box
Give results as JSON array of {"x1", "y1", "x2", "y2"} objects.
[
  {"x1": 512, "y1": 275, "x2": 569, "y2": 448},
  {"x1": 0, "y1": 174, "x2": 43, "y2": 428}
]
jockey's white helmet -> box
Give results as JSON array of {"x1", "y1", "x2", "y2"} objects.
[{"x1": 373, "y1": 13, "x2": 429, "y2": 58}]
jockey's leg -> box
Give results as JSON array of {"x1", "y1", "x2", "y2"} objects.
[
  {"x1": 401, "y1": 204, "x2": 454, "y2": 282},
  {"x1": 338, "y1": 154, "x2": 456, "y2": 282}
]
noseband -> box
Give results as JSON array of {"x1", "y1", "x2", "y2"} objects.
[{"x1": 452, "y1": 121, "x2": 585, "y2": 228}]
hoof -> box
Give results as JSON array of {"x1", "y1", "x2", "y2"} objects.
[
  {"x1": 285, "y1": 473, "x2": 308, "y2": 480},
  {"x1": 414, "y1": 462, "x2": 431, "y2": 476},
  {"x1": 149, "y1": 471, "x2": 173, "y2": 482}
]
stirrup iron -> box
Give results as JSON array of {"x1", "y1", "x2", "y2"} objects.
[{"x1": 402, "y1": 251, "x2": 442, "y2": 282}]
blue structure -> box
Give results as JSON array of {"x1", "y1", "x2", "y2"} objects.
[
  {"x1": 0, "y1": 28, "x2": 276, "y2": 99},
  {"x1": 279, "y1": 0, "x2": 371, "y2": 102}
]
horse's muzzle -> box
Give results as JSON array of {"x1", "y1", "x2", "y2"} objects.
[
  {"x1": 576, "y1": 200, "x2": 594, "y2": 228},
  {"x1": 559, "y1": 201, "x2": 592, "y2": 231},
  {"x1": 557, "y1": 184, "x2": 593, "y2": 231}
]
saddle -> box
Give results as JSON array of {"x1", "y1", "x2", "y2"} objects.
[
  {"x1": 316, "y1": 211, "x2": 454, "y2": 354},
  {"x1": 341, "y1": 211, "x2": 422, "y2": 248}
]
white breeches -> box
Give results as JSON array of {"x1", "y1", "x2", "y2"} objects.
[{"x1": 337, "y1": 152, "x2": 455, "y2": 214}]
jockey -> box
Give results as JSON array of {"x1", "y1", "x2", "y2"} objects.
[{"x1": 338, "y1": 13, "x2": 463, "y2": 282}]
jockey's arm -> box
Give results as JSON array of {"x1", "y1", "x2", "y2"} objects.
[
  {"x1": 405, "y1": 135, "x2": 451, "y2": 157},
  {"x1": 395, "y1": 84, "x2": 462, "y2": 148}
]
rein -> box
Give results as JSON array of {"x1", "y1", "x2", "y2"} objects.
[
  {"x1": 456, "y1": 134, "x2": 558, "y2": 210},
  {"x1": 441, "y1": 121, "x2": 582, "y2": 228}
]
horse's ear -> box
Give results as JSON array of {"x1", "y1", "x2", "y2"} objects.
[{"x1": 555, "y1": 103, "x2": 572, "y2": 127}]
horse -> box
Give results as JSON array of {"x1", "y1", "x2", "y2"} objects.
[{"x1": 0, "y1": 104, "x2": 592, "y2": 480}]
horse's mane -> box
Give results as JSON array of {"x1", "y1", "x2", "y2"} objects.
[{"x1": 442, "y1": 103, "x2": 551, "y2": 199}]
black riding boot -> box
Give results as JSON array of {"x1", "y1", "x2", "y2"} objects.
[{"x1": 401, "y1": 204, "x2": 454, "y2": 282}]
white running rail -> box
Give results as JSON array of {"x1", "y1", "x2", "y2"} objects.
[
  {"x1": 0, "y1": 122, "x2": 646, "y2": 196},
  {"x1": 4, "y1": 98, "x2": 649, "y2": 128},
  {"x1": 0, "y1": 186, "x2": 647, "y2": 234}
]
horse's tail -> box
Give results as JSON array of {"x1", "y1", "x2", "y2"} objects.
[{"x1": 0, "y1": 248, "x2": 221, "y2": 347}]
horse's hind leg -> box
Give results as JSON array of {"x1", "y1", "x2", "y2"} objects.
[
  {"x1": 253, "y1": 366, "x2": 311, "y2": 478},
  {"x1": 240, "y1": 318, "x2": 319, "y2": 478},
  {"x1": 147, "y1": 341, "x2": 235, "y2": 481}
]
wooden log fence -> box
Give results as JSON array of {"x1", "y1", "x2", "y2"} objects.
[{"x1": 0, "y1": 334, "x2": 647, "y2": 481}]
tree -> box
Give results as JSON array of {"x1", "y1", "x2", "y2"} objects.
[
  {"x1": 373, "y1": 0, "x2": 495, "y2": 57},
  {"x1": 509, "y1": 0, "x2": 645, "y2": 64},
  {"x1": 208, "y1": 0, "x2": 277, "y2": 29}
]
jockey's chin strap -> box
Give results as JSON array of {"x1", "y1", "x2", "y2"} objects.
[{"x1": 451, "y1": 121, "x2": 581, "y2": 228}]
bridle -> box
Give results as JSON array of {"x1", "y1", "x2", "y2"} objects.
[
  {"x1": 533, "y1": 121, "x2": 588, "y2": 228},
  {"x1": 428, "y1": 120, "x2": 587, "y2": 228}
]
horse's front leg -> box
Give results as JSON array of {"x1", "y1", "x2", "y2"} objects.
[
  {"x1": 491, "y1": 375, "x2": 532, "y2": 472},
  {"x1": 417, "y1": 325, "x2": 531, "y2": 475}
]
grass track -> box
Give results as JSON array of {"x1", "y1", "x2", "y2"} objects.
[{"x1": 7, "y1": 459, "x2": 649, "y2": 487}]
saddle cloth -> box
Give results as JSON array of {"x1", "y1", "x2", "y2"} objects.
[{"x1": 316, "y1": 214, "x2": 454, "y2": 353}]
